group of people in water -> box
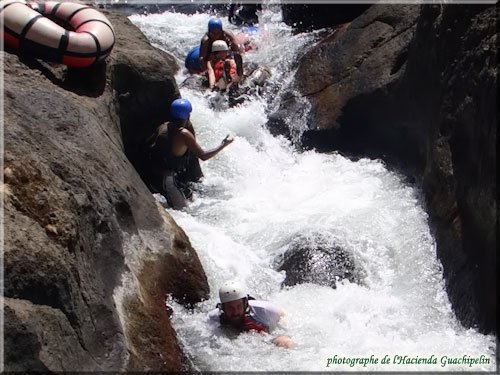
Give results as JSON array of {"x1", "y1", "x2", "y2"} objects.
[
  {"x1": 200, "y1": 17, "x2": 244, "y2": 92},
  {"x1": 145, "y1": 17, "x2": 291, "y2": 348},
  {"x1": 147, "y1": 17, "x2": 258, "y2": 208}
]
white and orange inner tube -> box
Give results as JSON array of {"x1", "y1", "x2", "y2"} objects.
[{"x1": 1, "y1": 0, "x2": 115, "y2": 67}]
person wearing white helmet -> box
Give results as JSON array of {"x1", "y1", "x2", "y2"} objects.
[
  {"x1": 199, "y1": 18, "x2": 244, "y2": 77},
  {"x1": 207, "y1": 40, "x2": 239, "y2": 91},
  {"x1": 207, "y1": 280, "x2": 293, "y2": 348}
]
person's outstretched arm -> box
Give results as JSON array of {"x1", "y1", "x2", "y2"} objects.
[
  {"x1": 271, "y1": 306, "x2": 292, "y2": 348},
  {"x1": 181, "y1": 129, "x2": 233, "y2": 161}
]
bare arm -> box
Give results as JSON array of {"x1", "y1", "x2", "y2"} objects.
[
  {"x1": 207, "y1": 59, "x2": 216, "y2": 89},
  {"x1": 225, "y1": 30, "x2": 244, "y2": 53},
  {"x1": 272, "y1": 308, "x2": 292, "y2": 348},
  {"x1": 181, "y1": 129, "x2": 233, "y2": 161},
  {"x1": 199, "y1": 36, "x2": 210, "y2": 70}
]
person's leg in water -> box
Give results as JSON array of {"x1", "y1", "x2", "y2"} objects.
[{"x1": 161, "y1": 171, "x2": 187, "y2": 209}]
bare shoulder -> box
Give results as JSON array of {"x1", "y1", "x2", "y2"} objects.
[
  {"x1": 224, "y1": 29, "x2": 235, "y2": 38},
  {"x1": 180, "y1": 128, "x2": 195, "y2": 139}
]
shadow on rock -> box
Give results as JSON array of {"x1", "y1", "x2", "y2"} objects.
[
  {"x1": 14, "y1": 51, "x2": 108, "y2": 97},
  {"x1": 274, "y1": 234, "x2": 364, "y2": 288}
]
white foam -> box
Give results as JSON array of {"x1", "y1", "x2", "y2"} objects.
[{"x1": 130, "y1": 8, "x2": 496, "y2": 372}]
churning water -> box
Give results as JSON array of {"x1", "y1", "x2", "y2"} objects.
[{"x1": 129, "y1": 7, "x2": 496, "y2": 372}]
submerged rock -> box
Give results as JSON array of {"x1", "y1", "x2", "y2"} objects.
[{"x1": 275, "y1": 234, "x2": 363, "y2": 288}]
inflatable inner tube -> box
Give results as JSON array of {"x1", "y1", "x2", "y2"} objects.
[
  {"x1": 1, "y1": 0, "x2": 115, "y2": 67},
  {"x1": 185, "y1": 45, "x2": 203, "y2": 74},
  {"x1": 241, "y1": 26, "x2": 258, "y2": 34}
]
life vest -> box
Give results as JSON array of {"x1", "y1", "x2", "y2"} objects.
[
  {"x1": 148, "y1": 124, "x2": 189, "y2": 173},
  {"x1": 242, "y1": 314, "x2": 269, "y2": 333},
  {"x1": 219, "y1": 311, "x2": 269, "y2": 333},
  {"x1": 217, "y1": 296, "x2": 268, "y2": 333},
  {"x1": 213, "y1": 59, "x2": 237, "y2": 83}
]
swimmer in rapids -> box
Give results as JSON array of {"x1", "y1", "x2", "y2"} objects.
[{"x1": 207, "y1": 280, "x2": 293, "y2": 348}]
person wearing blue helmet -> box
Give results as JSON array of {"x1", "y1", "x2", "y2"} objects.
[
  {"x1": 199, "y1": 17, "x2": 243, "y2": 77},
  {"x1": 147, "y1": 98, "x2": 234, "y2": 208}
]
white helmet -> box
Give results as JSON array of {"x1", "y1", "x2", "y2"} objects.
[
  {"x1": 219, "y1": 280, "x2": 246, "y2": 303},
  {"x1": 212, "y1": 40, "x2": 229, "y2": 53}
]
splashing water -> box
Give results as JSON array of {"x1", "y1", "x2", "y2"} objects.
[{"x1": 128, "y1": 7, "x2": 496, "y2": 372}]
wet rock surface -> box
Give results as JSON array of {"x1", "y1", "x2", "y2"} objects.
[
  {"x1": 275, "y1": 234, "x2": 363, "y2": 289},
  {"x1": 281, "y1": 4, "x2": 371, "y2": 32},
  {"x1": 288, "y1": 4, "x2": 497, "y2": 333},
  {"x1": 3, "y1": 10, "x2": 209, "y2": 372}
]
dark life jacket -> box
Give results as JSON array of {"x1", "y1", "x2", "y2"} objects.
[{"x1": 148, "y1": 123, "x2": 189, "y2": 173}]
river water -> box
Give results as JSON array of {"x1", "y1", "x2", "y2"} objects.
[{"x1": 128, "y1": 6, "x2": 496, "y2": 372}]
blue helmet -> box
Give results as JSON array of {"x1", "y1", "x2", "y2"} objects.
[
  {"x1": 208, "y1": 18, "x2": 223, "y2": 32},
  {"x1": 185, "y1": 46, "x2": 202, "y2": 72},
  {"x1": 170, "y1": 98, "x2": 192, "y2": 120}
]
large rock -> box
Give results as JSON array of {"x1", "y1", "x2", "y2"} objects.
[
  {"x1": 274, "y1": 234, "x2": 363, "y2": 288},
  {"x1": 4, "y1": 298, "x2": 99, "y2": 372},
  {"x1": 281, "y1": 4, "x2": 371, "y2": 31},
  {"x1": 409, "y1": 5, "x2": 496, "y2": 334},
  {"x1": 3, "y1": 10, "x2": 209, "y2": 372},
  {"x1": 297, "y1": 5, "x2": 421, "y2": 137},
  {"x1": 290, "y1": 4, "x2": 496, "y2": 333},
  {"x1": 269, "y1": 5, "x2": 420, "y2": 146}
]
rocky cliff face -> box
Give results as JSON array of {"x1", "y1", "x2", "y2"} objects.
[
  {"x1": 3, "y1": 11, "x2": 209, "y2": 371},
  {"x1": 281, "y1": 4, "x2": 371, "y2": 31},
  {"x1": 286, "y1": 4, "x2": 497, "y2": 333}
]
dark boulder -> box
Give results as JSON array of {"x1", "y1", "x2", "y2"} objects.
[
  {"x1": 281, "y1": 4, "x2": 371, "y2": 32},
  {"x1": 296, "y1": 4, "x2": 421, "y2": 135},
  {"x1": 408, "y1": 4, "x2": 496, "y2": 334},
  {"x1": 269, "y1": 5, "x2": 421, "y2": 147},
  {"x1": 275, "y1": 234, "x2": 363, "y2": 288}
]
